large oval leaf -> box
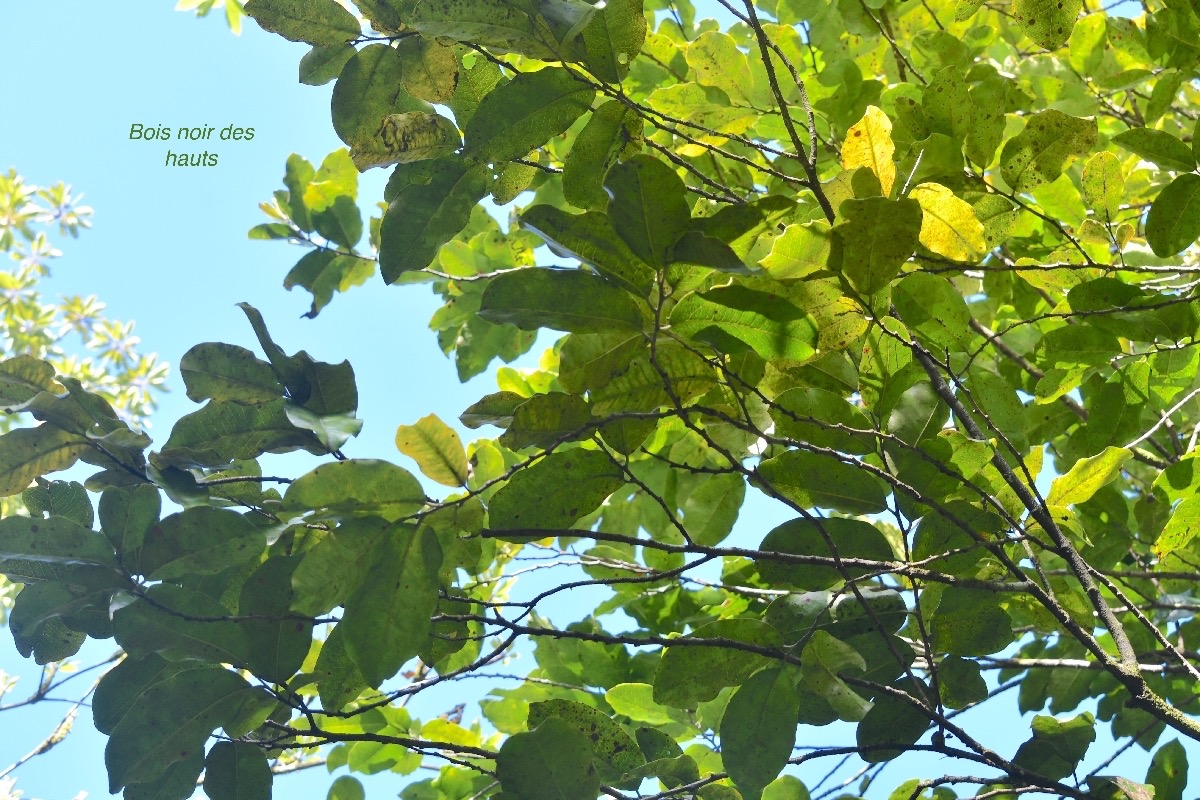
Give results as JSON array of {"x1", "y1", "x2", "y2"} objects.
[
  {"x1": 1146, "y1": 173, "x2": 1200, "y2": 257},
  {"x1": 479, "y1": 268, "x2": 647, "y2": 333},
  {"x1": 464, "y1": 67, "x2": 595, "y2": 164}
]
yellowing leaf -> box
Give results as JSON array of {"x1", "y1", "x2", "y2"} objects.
[
  {"x1": 910, "y1": 182, "x2": 986, "y2": 262},
  {"x1": 349, "y1": 112, "x2": 462, "y2": 171},
  {"x1": 1046, "y1": 446, "x2": 1131, "y2": 507},
  {"x1": 1000, "y1": 110, "x2": 1096, "y2": 193},
  {"x1": 395, "y1": 414, "x2": 469, "y2": 487},
  {"x1": 1081, "y1": 152, "x2": 1123, "y2": 222},
  {"x1": 842, "y1": 106, "x2": 897, "y2": 196},
  {"x1": 1012, "y1": 0, "x2": 1083, "y2": 49}
]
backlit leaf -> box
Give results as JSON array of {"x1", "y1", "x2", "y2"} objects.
[
  {"x1": 909, "y1": 182, "x2": 986, "y2": 262},
  {"x1": 395, "y1": 414, "x2": 470, "y2": 487},
  {"x1": 1000, "y1": 110, "x2": 1096, "y2": 193},
  {"x1": 1146, "y1": 173, "x2": 1200, "y2": 257},
  {"x1": 842, "y1": 106, "x2": 896, "y2": 196}
]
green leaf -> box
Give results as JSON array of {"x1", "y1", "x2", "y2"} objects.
[
  {"x1": 395, "y1": 414, "x2": 469, "y2": 487},
  {"x1": 606, "y1": 683, "x2": 688, "y2": 726},
  {"x1": 563, "y1": 100, "x2": 642, "y2": 211},
  {"x1": 136, "y1": 506, "x2": 263, "y2": 580},
  {"x1": 379, "y1": 157, "x2": 491, "y2": 281},
  {"x1": 1013, "y1": 712, "x2": 1097, "y2": 781},
  {"x1": 0, "y1": 514, "x2": 115, "y2": 570},
  {"x1": 94, "y1": 654, "x2": 185, "y2": 735},
  {"x1": 700, "y1": 196, "x2": 796, "y2": 259},
  {"x1": 500, "y1": 393, "x2": 595, "y2": 450},
  {"x1": 113, "y1": 585, "x2": 249, "y2": 665},
  {"x1": 528, "y1": 699, "x2": 644, "y2": 780},
  {"x1": 299, "y1": 43, "x2": 356, "y2": 86},
  {"x1": 669, "y1": 284, "x2": 819, "y2": 361},
  {"x1": 1000, "y1": 110, "x2": 1097, "y2": 193},
  {"x1": 1047, "y1": 446, "x2": 1132, "y2": 507},
  {"x1": 762, "y1": 776, "x2": 811, "y2": 800},
  {"x1": 832, "y1": 197, "x2": 923, "y2": 296},
  {"x1": 332, "y1": 44, "x2": 430, "y2": 150},
  {"x1": 605, "y1": 155, "x2": 692, "y2": 268},
  {"x1": 1154, "y1": 494, "x2": 1200, "y2": 558},
  {"x1": 203, "y1": 742, "x2": 272, "y2": 800},
  {"x1": 582, "y1": 0, "x2": 647, "y2": 83},
  {"x1": 284, "y1": 402, "x2": 362, "y2": 452},
  {"x1": 479, "y1": 268, "x2": 647, "y2": 333},
  {"x1": 0, "y1": 426, "x2": 89, "y2": 497},
  {"x1": 9, "y1": 580, "x2": 115, "y2": 658},
  {"x1": 460, "y1": 391, "x2": 528, "y2": 428},
  {"x1": 770, "y1": 387, "x2": 875, "y2": 455},
  {"x1": 395, "y1": 0, "x2": 597, "y2": 61},
  {"x1": 761, "y1": 222, "x2": 833, "y2": 281},
  {"x1": 24, "y1": 479, "x2": 93, "y2": 529},
  {"x1": 284, "y1": 459, "x2": 427, "y2": 521},
  {"x1": 291, "y1": 517, "x2": 388, "y2": 616},
  {"x1": 315, "y1": 623, "x2": 369, "y2": 710},
  {"x1": 126, "y1": 751, "x2": 204, "y2": 800},
  {"x1": 720, "y1": 668, "x2": 799, "y2": 799},
  {"x1": 937, "y1": 656, "x2": 988, "y2": 709},
  {"x1": 755, "y1": 450, "x2": 890, "y2": 515},
  {"x1": 489, "y1": 448, "x2": 625, "y2": 530},
  {"x1": 243, "y1": 0, "x2": 360, "y2": 45},
  {"x1": 1012, "y1": 0, "x2": 1083, "y2": 49},
  {"x1": 1147, "y1": 739, "x2": 1188, "y2": 800},
  {"x1": 328, "y1": 776, "x2": 366, "y2": 800},
  {"x1": 922, "y1": 66, "x2": 972, "y2": 143},
  {"x1": 340, "y1": 525, "x2": 442, "y2": 687},
  {"x1": 284, "y1": 250, "x2": 375, "y2": 318},
  {"x1": 682, "y1": 472, "x2": 745, "y2": 546},
  {"x1": 892, "y1": 273, "x2": 974, "y2": 352},
  {"x1": 237, "y1": 557, "x2": 313, "y2": 683},
  {"x1": 856, "y1": 679, "x2": 932, "y2": 762},
  {"x1": 931, "y1": 587, "x2": 1015, "y2": 655},
  {"x1": 800, "y1": 631, "x2": 870, "y2": 721},
  {"x1": 304, "y1": 148, "x2": 358, "y2": 213},
  {"x1": 0, "y1": 355, "x2": 60, "y2": 410},
  {"x1": 653, "y1": 619, "x2": 781, "y2": 708},
  {"x1": 496, "y1": 717, "x2": 600, "y2": 800},
  {"x1": 1037, "y1": 324, "x2": 1120, "y2": 370},
  {"x1": 519, "y1": 205, "x2": 655, "y2": 297},
  {"x1": 686, "y1": 31, "x2": 754, "y2": 106},
  {"x1": 156, "y1": 399, "x2": 324, "y2": 469},
  {"x1": 1111, "y1": 128, "x2": 1196, "y2": 173},
  {"x1": 464, "y1": 67, "x2": 595, "y2": 164},
  {"x1": 105, "y1": 663, "x2": 252, "y2": 791},
  {"x1": 1146, "y1": 173, "x2": 1200, "y2": 257},
  {"x1": 395, "y1": 36, "x2": 460, "y2": 104},
  {"x1": 558, "y1": 333, "x2": 647, "y2": 395},
  {"x1": 1087, "y1": 777, "x2": 1156, "y2": 800},
  {"x1": 756, "y1": 517, "x2": 894, "y2": 590},
  {"x1": 179, "y1": 343, "x2": 282, "y2": 404}
]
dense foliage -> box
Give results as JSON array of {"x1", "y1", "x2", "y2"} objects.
[
  {"x1": 8, "y1": 0, "x2": 1200, "y2": 797},
  {"x1": 0, "y1": 169, "x2": 166, "y2": 797}
]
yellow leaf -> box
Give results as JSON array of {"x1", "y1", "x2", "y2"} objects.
[
  {"x1": 910, "y1": 182, "x2": 987, "y2": 262},
  {"x1": 842, "y1": 106, "x2": 897, "y2": 196},
  {"x1": 395, "y1": 414, "x2": 470, "y2": 487}
]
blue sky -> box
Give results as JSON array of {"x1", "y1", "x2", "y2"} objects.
[{"x1": 0, "y1": 2, "x2": 1195, "y2": 799}]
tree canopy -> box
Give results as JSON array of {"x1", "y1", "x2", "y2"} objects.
[{"x1": 5, "y1": 0, "x2": 1200, "y2": 797}]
